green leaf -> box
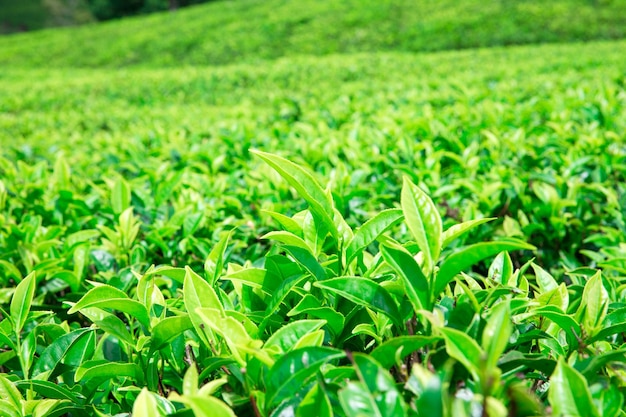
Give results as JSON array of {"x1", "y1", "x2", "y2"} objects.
[
  {"x1": 78, "y1": 307, "x2": 135, "y2": 346},
  {"x1": 548, "y1": 358, "x2": 600, "y2": 417},
  {"x1": 0, "y1": 400, "x2": 20, "y2": 417},
  {"x1": 339, "y1": 354, "x2": 406, "y2": 417},
  {"x1": 32, "y1": 328, "x2": 93, "y2": 377},
  {"x1": 314, "y1": 277, "x2": 403, "y2": 328},
  {"x1": 440, "y1": 327, "x2": 483, "y2": 381},
  {"x1": 370, "y1": 336, "x2": 440, "y2": 369},
  {"x1": 111, "y1": 177, "x2": 131, "y2": 215},
  {"x1": 195, "y1": 307, "x2": 267, "y2": 366},
  {"x1": 266, "y1": 346, "x2": 345, "y2": 407},
  {"x1": 14, "y1": 380, "x2": 82, "y2": 403},
  {"x1": 401, "y1": 177, "x2": 442, "y2": 274},
  {"x1": 531, "y1": 263, "x2": 558, "y2": 293},
  {"x1": 251, "y1": 150, "x2": 337, "y2": 238},
  {"x1": 151, "y1": 315, "x2": 193, "y2": 351},
  {"x1": 288, "y1": 296, "x2": 345, "y2": 336},
  {"x1": 204, "y1": 230, "x2": 233, "y2": 285},
  {"x1": 10, "y1": 271, "x2": 36, "y2": 334},
  {"x1": 488, "y1": 251, "x2": 513, "y2": 284},
  {"x1": 183, "y1": 266, "x2": 224, "y2": 348},
  {"x1": 32, "y1": 399, "x2": 64, "y2": 417},
  {"x1": 297, "y1": 384, "x2": 332, "y2": 417},
  {"x1": 67, "y1": 284, "x2": 150, "y2": 329},
  {"x1": 283, "y1": 245, "x2": 326, "y2": 281},
  {"x1": 264, "y1": 319, "x2": 327, "y2": 354},
  {"x1": 262, "y1": 231, "x2": 311, "y2": 251},
  {"x1": 76, "y1": 360, "x2": 143, "y2": 384},
  {"x1": 179, "y1": 396, "x2": 236, "y2": 417},
  {"x1": 182, "y1": 365, "x2": 198, "y2": 396},
  {"x1": 441, "y1": 218, "x2": 495, "y2": 248},
  {"x1": 262, "y1": 210, "x2": 303, "y2": 236},
  {"x1": 0, "y1": 374, "x2": 22, "y2": 411},
  {"x1": 346, "y1": 209, "x2": 404, "y2": 266},
  {"x1": 133, "y1": 388, "x2": 162, "y2": 416},
  {"x1": 381, "y1": 243, "x2": 430, "y2": 311},
  {"x1": 579, "y1": 270, "x2": 608, "y2": 333},
  {"x1": 482, "y1": 301, "x2": 511, "y2": 370},
  {"x1": 527, "y1": 305, "x2": 581, "y2": 349},
  {"x1": 435, "y1": 240, "x2": 535, "y2": 297}
]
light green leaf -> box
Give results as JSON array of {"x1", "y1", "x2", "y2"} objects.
[
  {"x1": 67, "y1": 284, "x2": 150, "y2": 329},
  {"x1": 442, "y1": 218, "x2": 495, "y2": 248},
  {"x1": 297, "y1": 384, "x2": 332, "y2": 417},
  {"x1": 205, "y1": 230, "x2": 233, "y2": 285},
  {"x1": 440, "y1": 327, "x2": 483, "y2": 381},
  {"x1": 346, "y1": 209, "x2": 404, "y2": 266},
  {"x1": 111, "y1": 177, "x2": 131, "y2": 215},
  {"x1": 264, "y1": 319, "x2": 327, "y2": 354},
  {"x1": 195, "y1": 307, "x2": 266, "y2": 366},
  {"x1": 482, "y1": 301, "x2": 511, "y2": 370},
  {"x1": 251, "y1": 150, "x2": 337, "y2": 238},
  {"x1": 531, "y1": 263, "x2": 558, "y2": 293},
  {"x1": 184, "y1": 266, "x2": 223, "y2": 348},
  {"x1": 435, "y1": 240, "x2": 535, "y2": 297},
  {"x1": 579, "y1": 270, "x2": 608, "y2": 333},
  {"x1": 76, "y1": 361, "x2": 143, "y2": 384},
  {"x1": 10, "y1": 271, "x2": 36, "y2": 334},
  {"x1": 151, "y1": 315, "x2": 193, "y2": 351},
  {"x1": 548, "y1": 358, "x2": 600, "y2": 417},
  {"x1": 262, "y1": 231, "x2": 311, "y2": 251},
  {"x1": 401, "y1": 177, "x2": 442, "y2": 274},
  {"x1": 182, "y1": 364, "x2": 198, "y2": 396},
  {"x1": 0, "y1": 374, "x2": 22, "y2": 410},
  {"x1": 133, "y1": 388, "x2": 162, "y2": 416},
  {"x1": 180, "y1": 396, "x2": 236, "y2": 417}
]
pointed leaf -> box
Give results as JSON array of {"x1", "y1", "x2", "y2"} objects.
[
  {"x1": 401, "y1": 177, "x2": 442, "y2": 274},
  {"x1": 10, "y1": 271, "x2": 36, "y2": 334},
  {"x1": 151, "y1": 315, "x2": 193, "y2": 351},
  {"x1": 67, "y1": 285, "x2": 150, "y2": 329},
  {"x1": 314, "y1": 277, "x2": 402, "y2": 328},
  {"x1": 442, "y1": 218, "x2": 495, "y2": 248},
  {"x1": 440, "y1": 327, "x2": 483, "y2": 380},
  {"x1": 346, "y1": 209, "x2": 404, "y2": 266},
  {"x1": 381, "y1": 243, "x2": 430, "y2": 311},
  {"x1": 251, "y1": 150, "x2": 337, "y2": 238},
  {"x1": 264, "y1": 319, "x2": 327, "y2": 354},
  {"x1": 549, "y1": 358, "x2": 600, "y2": 417},
  {"x1": 435, "y1": 240, "x2": 535, "y2": 297}
]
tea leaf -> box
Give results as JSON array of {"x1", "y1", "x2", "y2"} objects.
[
  {"x1": 314, "y1": 277, "x2": 403, "y2": 328},
  {"x1": 401, "y1": 177, "x2": 442, "y2": 274}
]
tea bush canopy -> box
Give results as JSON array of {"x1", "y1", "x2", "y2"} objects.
[{"x1": 1, "y1": 0, "x2": 626, "y2": 416}]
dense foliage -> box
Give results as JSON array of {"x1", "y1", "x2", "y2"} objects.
[{"x1": 1, "y1": 2, "x2": 626, "y2": 416}]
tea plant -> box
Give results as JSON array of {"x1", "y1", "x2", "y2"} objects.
[{"x1": 1, "y1": 152, "x2": 625, "y2": 416}]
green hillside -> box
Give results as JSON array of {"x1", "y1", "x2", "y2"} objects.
[{"x1": 2, "y1": 0, "x2": 626, "y2": 67}]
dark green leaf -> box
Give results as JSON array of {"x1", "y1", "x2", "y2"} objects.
[{"x1": 314, "y1": 277, "x2": 403, "y2": 328}]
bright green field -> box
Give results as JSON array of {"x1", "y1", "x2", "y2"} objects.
[
  {"x1": 2, "y1": 0, "x2": 626, "y2": 67},
  {"x1": 1, "y1": 1, "x2": 626, "y2": 416}
]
